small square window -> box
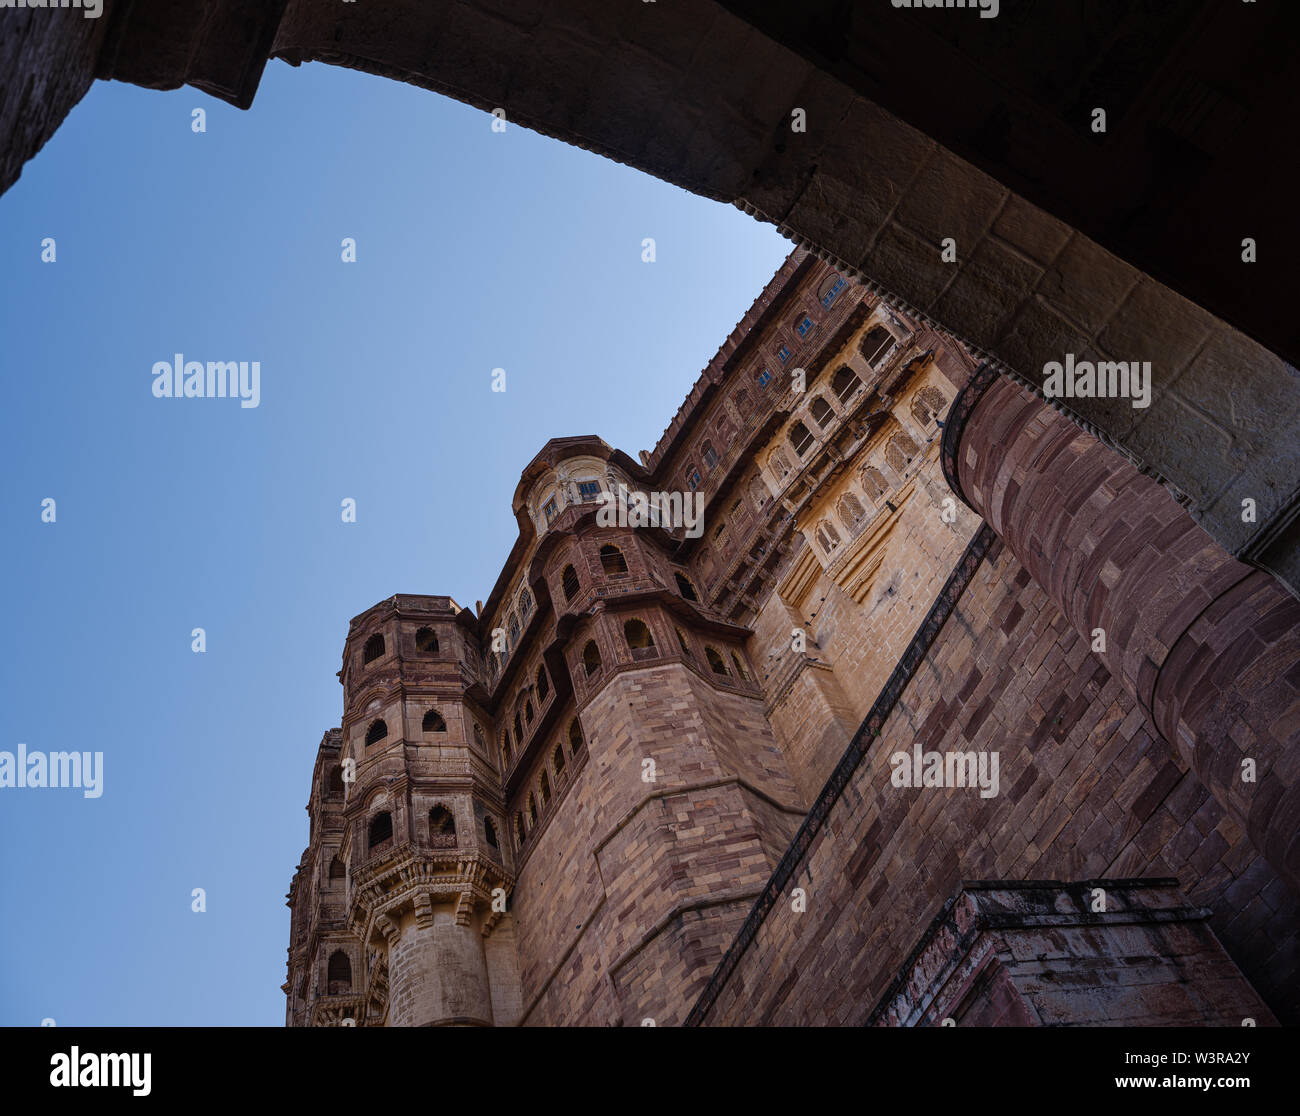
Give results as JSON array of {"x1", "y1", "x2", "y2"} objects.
[
  {"x1": 687, "y1": 469, "x2": 702, "y2": 491},
  {"x1": 543, "y1": 498, "x2": 558, "y2": 524},
  {"x1": 777, "y1": 345, "x2": 792, "y2": 363},
  {"x1": 578, "y1": 481, "x2": 600, "y2": 501},
  {"x1": 796, "y1": 317, "x2": 814, "y2": 338},
  {"x1": 756, "y1": 369, "x2": 772, "y2": 388},
  {"x1": 703, "y1": 446, "x2": 719, "y2": 469}
]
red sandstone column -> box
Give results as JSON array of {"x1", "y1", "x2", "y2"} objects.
[{"x1": 942, "y1": 367, "x2": 1300, "y2": 892}]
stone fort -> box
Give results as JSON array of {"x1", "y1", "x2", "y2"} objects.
[
  {"x1": 3, "y1": 0, "x2": 1295, "y2": 1028},
  {"x1": 283, "y1": 250, "x2": 1297, "y2": 1027}
]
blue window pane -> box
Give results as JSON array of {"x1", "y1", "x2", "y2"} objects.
[
  {"x1": 821, "y1": 277, "x2": 846, "y2": 308},
  {"x1": 796, "y1": 317, "x2": 814, "y2": 337},
  {"x1": 756, "y1": 369, "x2": 772, "y2": 388},
  {"x1": 777, "y1": 345, "x2": 791, "y2": 363}
]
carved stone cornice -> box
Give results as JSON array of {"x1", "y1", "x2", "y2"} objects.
[{"x1": 347, "y1": 843, "x2": 514, "y2": 945}]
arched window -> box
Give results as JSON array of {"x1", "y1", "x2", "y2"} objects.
[
  {"x1": 524, "y1": 699, "x2": 534, "y2": 724},
  {"x1": 788, "y1": 421, "x2": 814, "y2": 457},
  {"x1": 675, "y1": 572, "x2": 698, "y2": 601},
  {"x1": 705, "y1": 647, "x2": 729, "y2": 675},
  {"x1": 327, "y1": 950, "x2": 351, "y2": 994},
  {"x1": 702, "y1": 440, "x2": 719, "y2": 469},
  {"x1": 415, "y1": 626, "x2": 438, "y2": 653},
  {"x1": 838, "y1": 492, "x2": 866, "y2": 530},
  {"x1": 527, "y1": 794, "x2": 538, "y2": 827},
  {"x1": 502, "y1": 727, "x2": 513, "y2": 761},
  {"x1": 422, "y1": 708, "x2": 446, "y2": 733},
  {"x1": 328, "y1": 856, "x2": 346, "y2": 881},
  {"x1": 751, "y1": 478, "x2": 769, "y2": 509},
  {"x1": 429, "y1": 805, "x2": 456, "y2": 846},
  {"x1": 860, "y1": 325, "x2": 894, "y2": 366},
  {"x1": 810, "y1": 396, "x2": 834, "y2": 428},
  {"x1": 561, "y1": 564, "x2": 580, "y2": 601},
  {"x1": 536, "y1": 665, "x2": 549, "y2": 701},
  {"x1": 600, "y1": 545, "x2": 629, "y2": 576},
  {"x1": 685, "y1": 466, "x2": 702, "y2": 491},
  {"x1": 886, "y1": 431, "x2": 919, "y2": 475},
  {"x1": 327, "y1": 767, "x2": 345, "y2": 797},
  {"x1": 539, "y1": 772, "x2": 551, "y2": 806},
  {"x1": 363, "y1": 633, "x2": 385, "y2": 664},
  {"x1": 912, "y1": 385, "x2": 948, "y2": 428},
  {"x1": 676, "y1": 628, "x2": 693, "y2": 659},
  {"x1": 365, "y1": 719, "x2": 388, "y2": 747},
  {"x1": 861, "y1": 465, "x2": 888, "y2": 502},
  {"x1": 508, "y1": 613, "x2": 520, "y2": 648},
  {"x1": 832, "y1": 366, "x2": 862, "y2": 401},
  {"x1": 582, "y1": 640, "x2": 602, "y2": 678},
  {"x1": 514, "y1": 712, "x2": 523, "y2": 742},
  {"x1": 519, "y1": 587, "x2": 534, "y2": 620},
  {"x1": 770, "y1": 449, "x2": 793, "y2": 479},
  {"x1": 484, "y1": 817, "x2": 499, "y2": 849},
  {"x1": 569, "y1": 718, "x2": 585, "y2": 755},
  {"x1": 819, "y1": 273, "x2": 847, "y2": 308},
  {"x1": 473, "y1": 724, "x2": 487, "y2": 753},
  {"x1": 515, "y1": 814, "x2": 526, "y2": 844},
  {"x1": 910, "y1": 393, "x2": 935, "y2": 428},
  {"x1": 815, "y1": 521, "x2": 842, "y2": 555},
  {"x1": 920, "y1": 385, "x2": 948, "y2": 415},
  {"x1": 624, "y1": 618, "x2": 656, "y2": 659},
  {"x1": 368, "y1": 811, "x2": 393, "y2": 850},
  {"x1": 553, "y1": 744, "x2": 566, "y2": 775},
  {"x1": 731, "y1": 653, "x2": 752, "y2": 682}
]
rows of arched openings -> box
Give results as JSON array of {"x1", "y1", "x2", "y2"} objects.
[
  {"x1": 811, "y1": 387, "x2": 947, "y2": 559},
  {"x1": 359, "y1": 803, "x2": 484, "y2": 854},
  {"x1": 557, "y1": 544, "x2": 644, "y2": 609},
  {"x1": 514, "y1": 719, "x2": 585, "y2": 849},
  {"x1": 363, "y1": 706, "x2": 448, "y2": 748},
  {"x1": 359, "y1": 623, "x2": 449, "y2": 674},
  {"x1": 498, "y1": 663, "x2": 553, "y2": 772},
  {"x1": 362, "y1": 624, "x2": 442, "y2": 668},
  {"x1": 581, "y1": 618, "x2": 751, "y2": 682}
]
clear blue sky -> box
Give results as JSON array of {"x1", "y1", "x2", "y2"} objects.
[{"x1": 0, "y1": 61, "x2": 790, "y2": 1025}]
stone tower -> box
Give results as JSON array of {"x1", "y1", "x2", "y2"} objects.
[{"x1": 326, "y1": 596, "x2": 520, "y2": 1026}]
